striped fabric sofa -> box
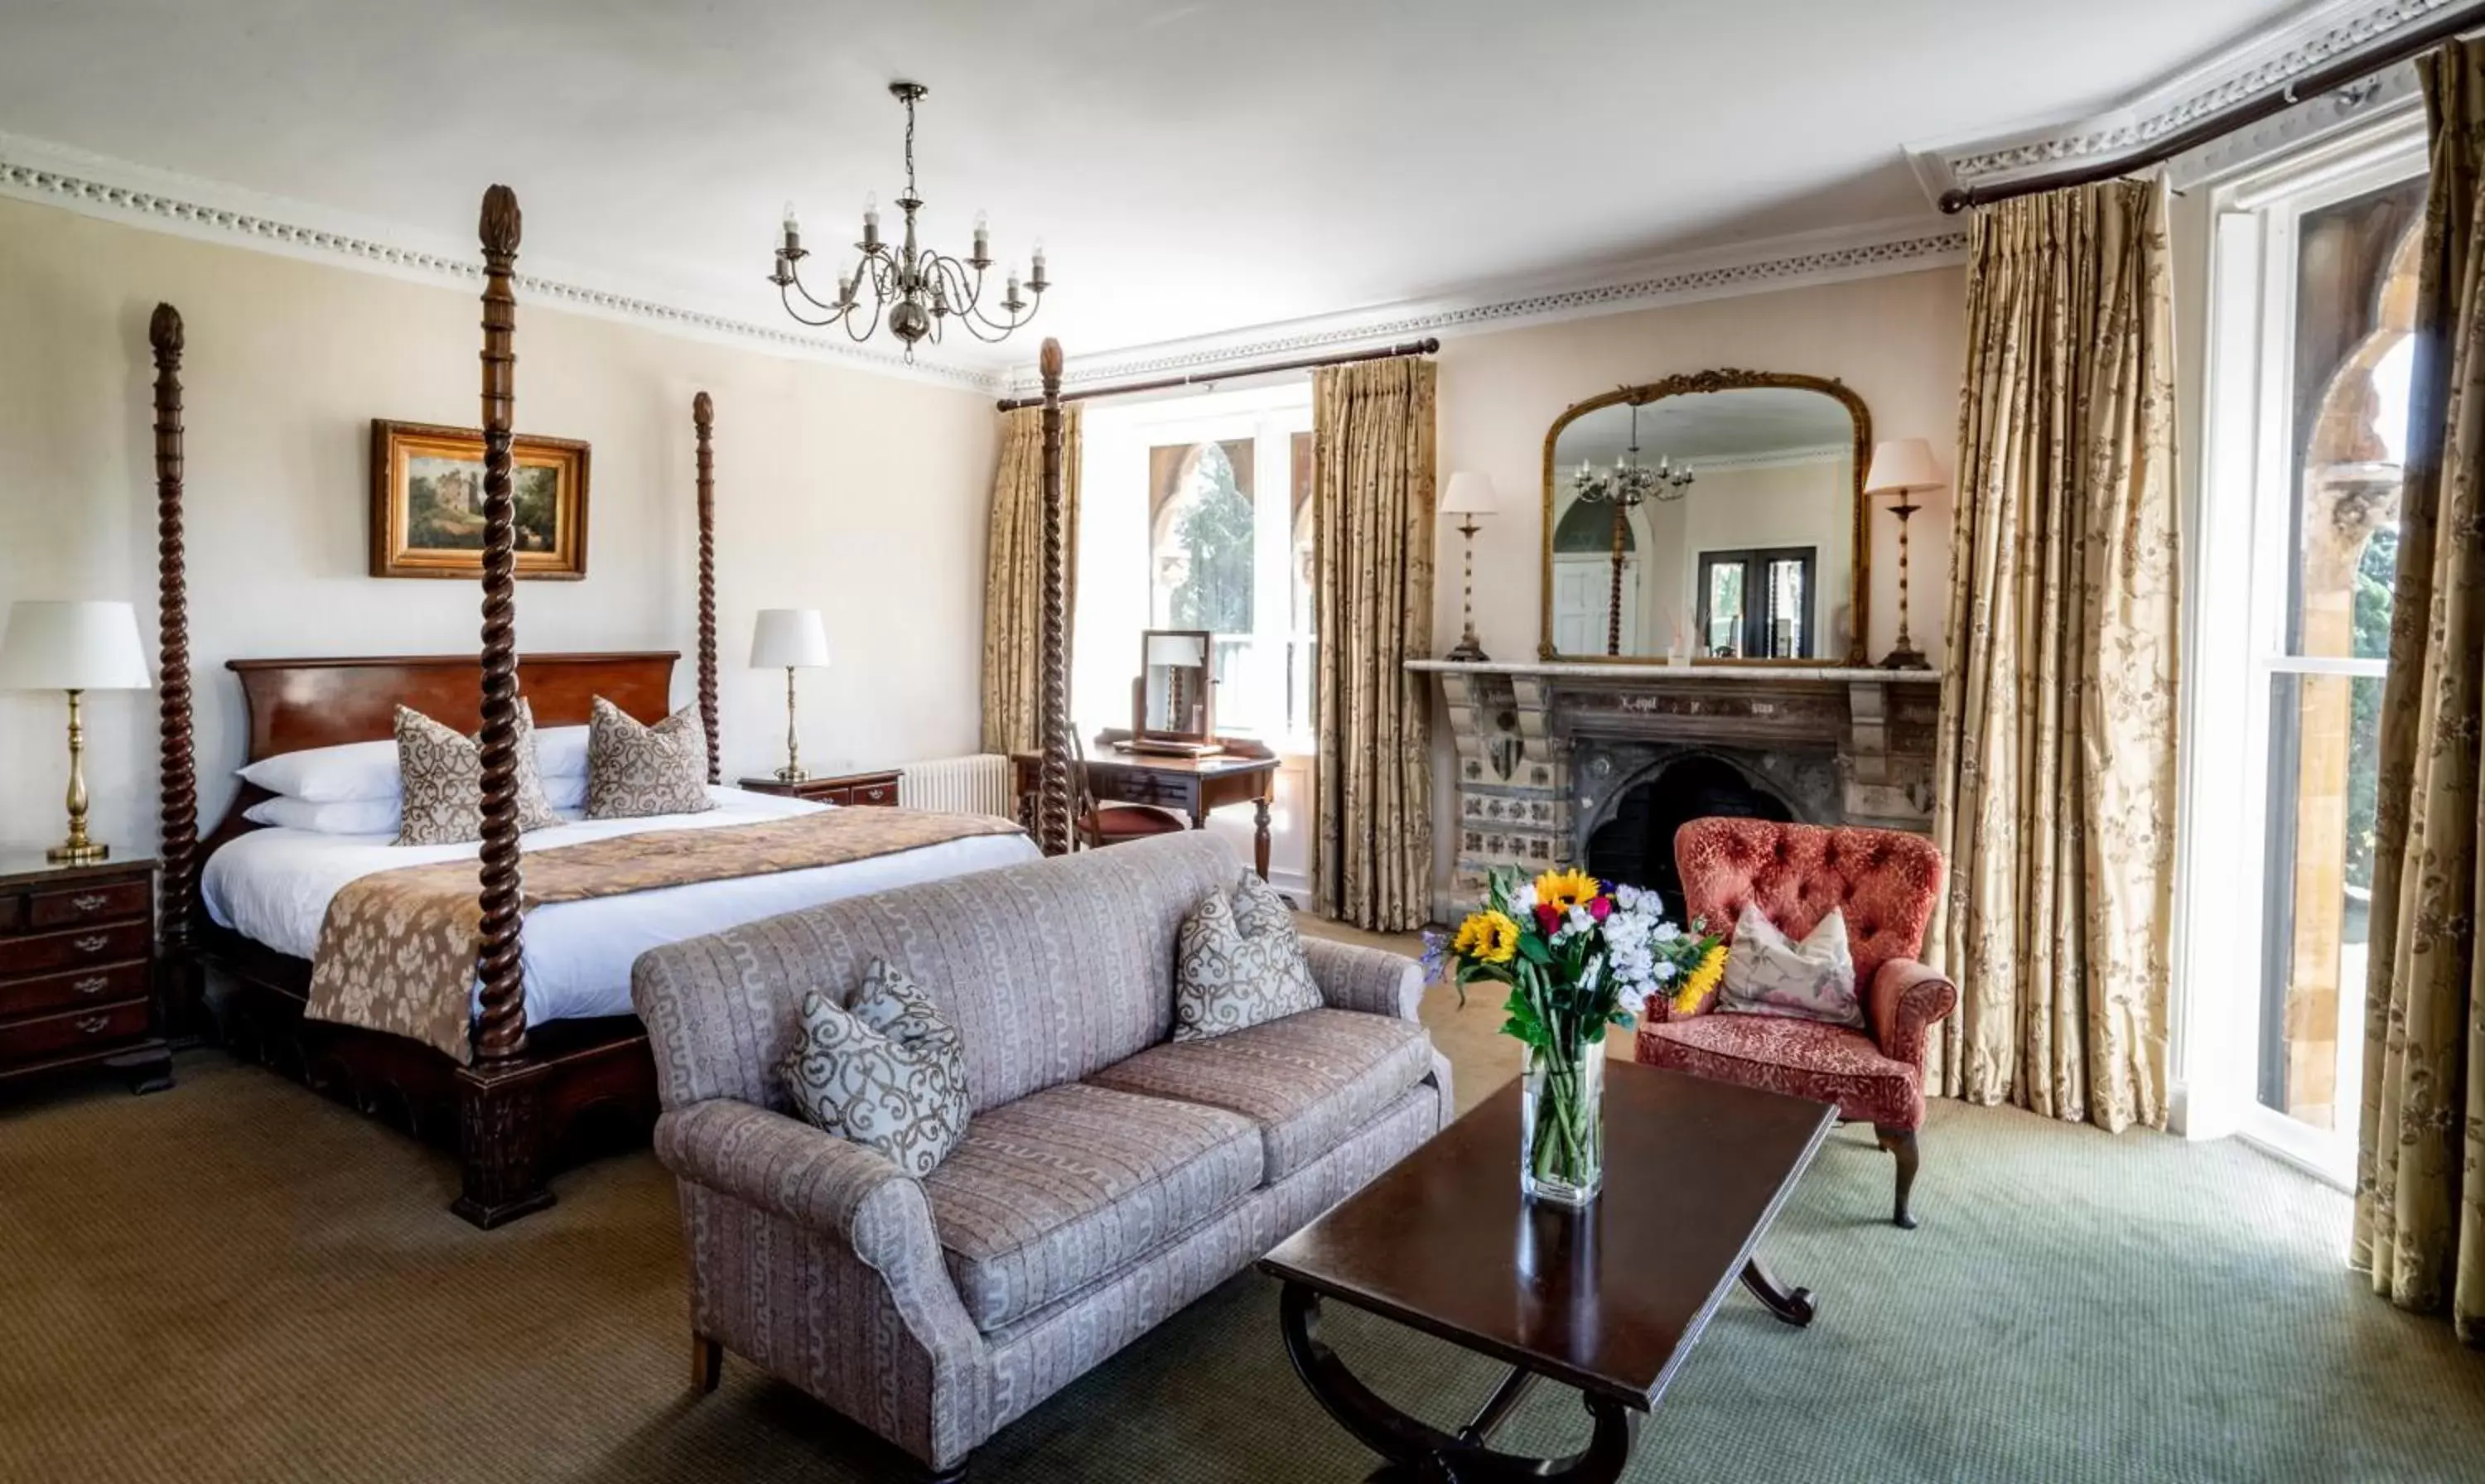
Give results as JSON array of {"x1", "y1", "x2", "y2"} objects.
[{"x1": 632, "y1": 831, "x2": 1451, "y2": 1482}]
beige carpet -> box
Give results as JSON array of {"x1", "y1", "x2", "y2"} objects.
[{"x1": 5, "y1": 936, "x2": 2481, "y2": 1483}]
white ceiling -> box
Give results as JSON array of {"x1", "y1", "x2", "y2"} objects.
[{"x1": 2, "y1": 0, "x2": 2310, "y2": 373}]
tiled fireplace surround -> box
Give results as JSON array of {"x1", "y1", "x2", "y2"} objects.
[{"x1": 1409, "y1": 661, "x2": 1942, "y2": 918}]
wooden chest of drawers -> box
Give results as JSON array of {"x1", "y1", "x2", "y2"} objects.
[
  {"x1": 736, "y1": 768, "x2": 904, "y2": 808},
  {"x1": 0, "y1": 853, "x2": 171, "y2": 1097}
]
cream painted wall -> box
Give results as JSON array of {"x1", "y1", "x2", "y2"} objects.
[
  {"x1": 0, "y1": 195, "x2": 997, "y2": 854},
  {"x1": 1425, "y1": 267, "x2": 1966, "y2": 912}
]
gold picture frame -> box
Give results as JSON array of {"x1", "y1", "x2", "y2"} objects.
[{"x1": 369, "y1": 419, "x2": 590, "y2": 581}]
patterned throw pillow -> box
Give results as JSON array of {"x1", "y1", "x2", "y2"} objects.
[
  {"x1": 585, "y1": 696, "x2": 716, "y2": 820},
  {"x1": 393, "y1": 701, "x2": 562, "y2": 846},
  {"x1": 779, "y1": 959, "x2": 970, "y2": 1178},
  {"x1": 1174, "y1": 871, "x2": 1324, "y2": 1042},
  {"x1": 1716, "y1": 903, "x2": 1864, "y2": 1028}
]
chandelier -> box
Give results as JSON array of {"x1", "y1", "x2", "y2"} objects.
[
  {"x1": 770, "y1": 81, "x2": 1048, "y2": 356},
  {"x1": 1571, "y1": 400, "x2": 1694, "y2": 508}
]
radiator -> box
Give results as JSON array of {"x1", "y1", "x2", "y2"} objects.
[{"x1": 899, "y1": 753, "x2": 1015, "y2": 817}]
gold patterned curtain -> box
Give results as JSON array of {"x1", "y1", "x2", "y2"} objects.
[
  {"x1": 980, "y1": 405, "x2": 1080, "y2": 755},
  {"x1": 1312, "y1": 358, "x2": 1436, "y2": 932},
  {"x1": 2356, "y1": 41, "x2": 2485, "y2": 1346},
  {"x1": 1928, "y1": 178, "x2": 2181, "y2": 1134}
]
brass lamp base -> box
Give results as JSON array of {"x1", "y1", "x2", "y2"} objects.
[
  {"x1": 48, "y1": 687, "x2": 109, "y2": 865},
  {"x1": 47, "y1": 840, "x2": 109, "y2": 865},
  {"x1": 773, "y1": 765, "x2": 812, "y2": 784}
]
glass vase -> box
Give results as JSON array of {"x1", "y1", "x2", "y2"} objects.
[{"x1": 1520, "y1": 1038, "x2": 1604, "y2": 1207}]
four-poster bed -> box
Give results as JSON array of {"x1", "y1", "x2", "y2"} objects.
[{"x1": 161, "y1": 186, "x2": 1040, "y2": 1226}]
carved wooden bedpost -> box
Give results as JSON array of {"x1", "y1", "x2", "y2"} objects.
[
  {"x1": 151, "y1": 303, "x2": 199, "y2": 1033},
  {"x1": 693, "y1": 391, "x2": 719, "y2": 784},
  {"x1": 1035, "y1": 339, "x2": 1074, "y2": 857},
  {"x1": 472, "y1": 186, "x2": 528, "y2": 1063}
]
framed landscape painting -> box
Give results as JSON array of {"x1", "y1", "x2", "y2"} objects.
[{"x1": 369, "y1": 420, "x2": 590, "y2": 580}]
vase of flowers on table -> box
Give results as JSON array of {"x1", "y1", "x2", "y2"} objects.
[{"x1": 1439, "y1": 868, "x2": 1722, "y2": 1207}]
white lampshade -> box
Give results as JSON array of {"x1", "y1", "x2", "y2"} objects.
[
  {"x1": 1440, "y1": 470, "x2": 1498, "y2": 516},
  {"x1": 1865, "y1": 438, "x2": 1944, "y2": 495},
  {"x1": 749, "y1": 608, "x2": 831, "y2": 669},
  {"x1": 0, "y1": 600, "x2": 152, "y2": 691},
  {"x1": 1146, "y1": 633, "x2": 1207, "y2": 667}
]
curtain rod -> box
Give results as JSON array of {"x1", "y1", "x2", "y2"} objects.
[
  {"x1": 1940, "y1": 1, "x2": 2485, "y2": 214},
  {"x1": 996, "y1": 337, "x2": 1440, "y2": 412}
]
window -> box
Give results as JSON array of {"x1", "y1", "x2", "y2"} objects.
[
  {"x1": 1696, "y1": 547, "x2": 1814, "y2": 658},
  {"x1": 1076, "y1": 388, "x2": 1316, "y2": 745},
  {"x1": 2189, "y1": 118, "x2": 2425, "y2": 1183}
]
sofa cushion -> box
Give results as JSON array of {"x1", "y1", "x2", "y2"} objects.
[
  {"x1": 1084, "y1": 1009, "x2": 1434, "y2": 1183},
  {"x1": 1637, "y1": 1012, "x2": 1920, "y2": 1128},
  {"x1": 778, "y1": 959, "x2": 971, "y2": 1178},
  {"x1": 922, "y1": 1082, "x2": 1262, "y2": 1332},
  {"x1": 1173, "y1": 871, "x2": 1323, "y2": 1042}
]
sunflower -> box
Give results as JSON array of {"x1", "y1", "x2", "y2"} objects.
[
  {"x1": 1671, "y1": 942, "x2": 1729, "y2": 1016},
  {"x1": 1452, "y1": 908, "x2": 1522, "y2": 965},
  {"x1": 1532, "y1": 866, "x2": 1601, "y2": 916}
]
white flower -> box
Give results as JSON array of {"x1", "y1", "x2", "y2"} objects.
[
  {"x1": 1653, "y1": 959, "x2": 1678, "y2": 982},
  {"x1": 1508, "y1": 882, "x2": 1537, "y2": 915},
  {"x1": 1652, "y1": 921, "x2": 1682, "y2": 944},
  {"x1": 1614, "y1": 883, "x2": 1651, "y2": 913}
]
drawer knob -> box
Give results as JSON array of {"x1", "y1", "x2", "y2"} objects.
[
  {"x1": 74, "y1": 934, "x2": 109, "y2": 954},
  {"x1": 73, "y1": 975, "x2": 109, "y2": 996},
  {"x1": 70, "y1": 893, "x2": 109, "y2": 913},
  {"x1": 75, "y1": 1014, "x2": 111, "y2": 1035}
]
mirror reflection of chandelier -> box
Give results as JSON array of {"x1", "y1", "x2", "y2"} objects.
[
  {"x1": 769, "y1": 81, "x2": 1049, "y2": 358},
  {"x1": 1571, "y1": 400, "x2": 1696, "y2": 508}
]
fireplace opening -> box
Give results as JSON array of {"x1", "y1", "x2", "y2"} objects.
[{"x1": 1586, "y1": 754, "x2": 1794, "y2": 924}]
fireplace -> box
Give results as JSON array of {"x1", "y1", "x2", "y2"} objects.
[
  {"x1": 1586, "y1": 753, "x2": 1796, "y2": 924},
  {"x1": 1418, "y1": 660, "x2": 1939, "y2": 924}
]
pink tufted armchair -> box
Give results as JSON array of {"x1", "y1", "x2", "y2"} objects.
[{"x1": 1635, "y1": 817, "x2": 1957, "y2": 1228}]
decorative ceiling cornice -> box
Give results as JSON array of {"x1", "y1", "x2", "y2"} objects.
[
  {"x1": 1910, "y1": 0, "x2": 2456, "y2": 199},
  {"x1": 1011, "y1": 221, "x2": 1970, "y2": 396},
  {"x1": 0, "y1": 132, "x2": 1004, "y2": 393}
]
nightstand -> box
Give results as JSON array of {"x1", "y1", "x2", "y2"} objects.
[
  {"x1": 0, "y1": 851, "x2": 171, "y2": 1096},
  {"x1": 737, "y1": 768, "x2": 903, "y2": 807}
]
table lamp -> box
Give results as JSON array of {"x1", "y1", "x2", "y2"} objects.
[
  {"x1": 1439, "y1": 471, "x2": 1497, "y2": 662},
  {"x1": 749, "y1": 608, "x2": 832, "y2": 783},
  {"x1": 1863, "y1": 439, "x2": 1942, "y2": 672},
  {"x1": 0, "y1": 600, "x2": 154, "y2": 863}
]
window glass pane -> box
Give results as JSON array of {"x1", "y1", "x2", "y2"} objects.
[
  {"x1": 1765, "y1": 557, "x2": 1806, "y2": 658},
  {"x1": 1705, "y1": 561, "x2": 1744, "y2": 657},
  {"x1": 2287, "y1": 176, "x2": 2422, "y2": 658},
  {"x1": 1290, "y1": 431, "x2": 1315, "y2": 738},
  {"x1": 1150, "y1": 440, "x2": 1255, "y2": 632},
  {"x1": 2257, "y1": 672, "x2": 2381, "y2": 1131}
]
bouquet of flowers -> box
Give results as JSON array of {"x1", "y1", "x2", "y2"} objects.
[{"x1": 1432, "y1": 866, "x2": 1721, "y2": 1204}]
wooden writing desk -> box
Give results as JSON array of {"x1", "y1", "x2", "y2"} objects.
[{"x1": 1011, "y1": 749, "x2": 1282, "y2": 879}]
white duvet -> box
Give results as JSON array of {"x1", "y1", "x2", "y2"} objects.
[{"x1": 200, "y1": 786, "x2": 1039, "y2": 1028}]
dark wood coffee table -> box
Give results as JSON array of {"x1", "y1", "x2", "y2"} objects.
[{"x1": 1259, "y1": 1058, "x2": 1836, "y2": 1482}]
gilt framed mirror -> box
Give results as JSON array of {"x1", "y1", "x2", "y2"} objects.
[{"x1": 1538, "y1": 370, "x2": 1871, "y2": 665}]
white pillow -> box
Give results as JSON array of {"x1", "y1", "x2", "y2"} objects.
[
  {"x1": 542, "y1": 769, "x2": 589, "y2": 812},
  {"x1": 244, "y1": 795, "x2": 402, "y2": 836},
  {"x1": 1715, "y1": 904, "x2": 1864, "y2": 1028},
  {"x1": 237, "y1": 739, "x2": 402, "y2": 803},
  {"x1": 535, "y1": 724, "x2": 591, "y2": 781}
]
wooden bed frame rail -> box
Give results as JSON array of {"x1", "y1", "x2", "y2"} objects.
[{"x1": 157, "y1": 185, "x2": 730, "y2": 1227}]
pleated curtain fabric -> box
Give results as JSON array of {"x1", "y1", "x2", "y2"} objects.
[
  {"x1": 1928, "y1": 178, "x2": 2182, "y2": 1135},
  {"x1": 980, "y1": 405, "x2": 1081, "y2": 756},
  {"x1": 1311, "y1": 358, "x2": 1437, "y2": 932},
  {"x1": 2355, "y1": 41, "x2": 2485, "y2": 1346}
]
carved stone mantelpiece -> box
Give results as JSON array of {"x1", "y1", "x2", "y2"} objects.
[{"x1": 1411, "y1": 660, "x2": 1940, "y2": 918}]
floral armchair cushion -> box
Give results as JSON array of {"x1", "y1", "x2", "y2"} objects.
[{"x1": 1716, "y1": 903, "x2": 1865, "y2": 1029}]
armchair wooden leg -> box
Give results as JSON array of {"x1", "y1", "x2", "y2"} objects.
[
  {"x1": 925, "y1": 1458, "x2": 971, "y2": 1482},
  {"x1": 1875, "y1": 1125, "x2": 1920, "y2": 1230},
  {"x1": 691, "y1": 1333, "x2": 721, "y2": 1395}
]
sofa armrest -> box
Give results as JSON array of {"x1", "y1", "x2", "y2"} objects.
[
  {"x1": 654, "y1": 1099, "x2": 929, "y2": 1262},
  {"x1": 1300, "y1": 935, "x2": 1424, "y2": 1020},
  {"x1": 1867, "y1": 957, "x2": 1959, "y2": 1069}
]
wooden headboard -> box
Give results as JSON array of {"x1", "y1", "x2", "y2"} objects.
[{"x1": 226, "y1": 651, "x2": 680, "y2": 763}]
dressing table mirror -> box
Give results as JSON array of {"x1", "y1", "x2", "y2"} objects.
[
  {"x1": 1540, "y1": 370, "x2": 1871, "y2": 664},
  {"x1": 1130, "y1": 628, "x2": 1220, "y2": 756}
]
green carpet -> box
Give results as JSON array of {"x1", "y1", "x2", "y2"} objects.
[{"x1": 2, "y1": 1050, "x2": 2479, "y2": 1483}]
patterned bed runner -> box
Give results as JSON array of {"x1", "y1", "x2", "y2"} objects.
[{"x1": 303, "y1": 808, "x2": 1024, "y2": 1062}]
